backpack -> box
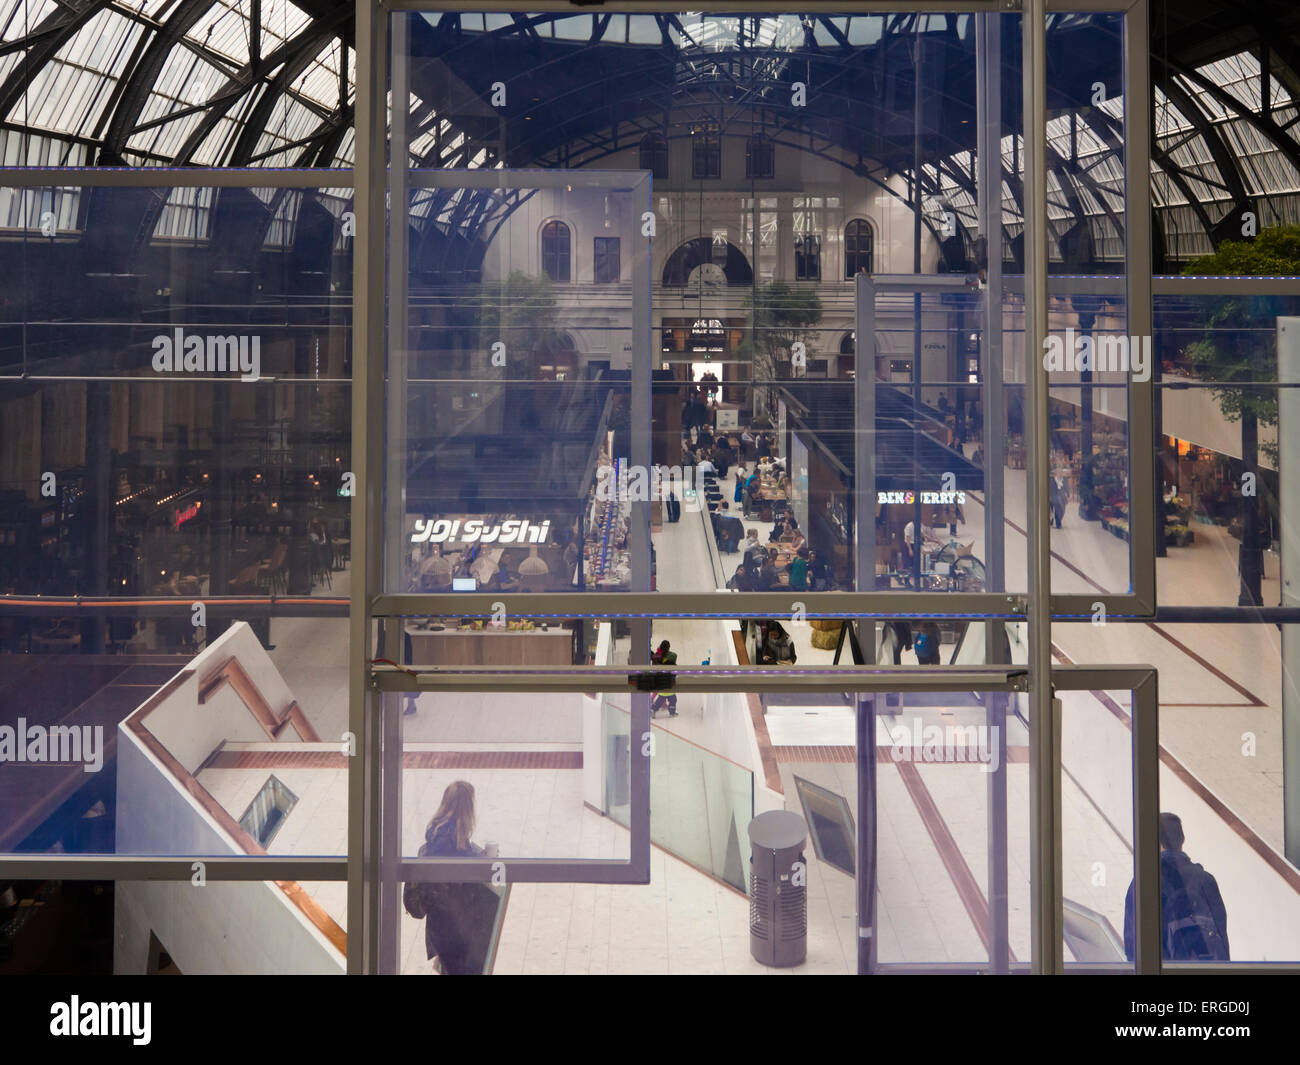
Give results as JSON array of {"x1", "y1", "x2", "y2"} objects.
[{"x1": 1162, "y1": 854, "x2": 1229, "y2": 961}]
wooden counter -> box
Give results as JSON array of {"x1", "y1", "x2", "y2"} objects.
[{"x1": 405, "y1": 625, "x2": 573, "y2": 667}]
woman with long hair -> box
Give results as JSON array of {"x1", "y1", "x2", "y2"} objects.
[
  {"x1": 404, "y1": 781, "x2": 498, "y2": 974},
  {"x1": 425, "y1": 779, "x2": 477, "y2": 856}
]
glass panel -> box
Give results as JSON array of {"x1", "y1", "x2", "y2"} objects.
[
  {"x1": 384, "y1": 173, "x2": 649, "y2": 596},
  {"x1": 389, "y1": 687, "x2": 630, "y2": 863},
  {"x1": 1155, "y1": 292, "x2": 1295, "y2": 607},
  {"x1": 1059, "y1": 620, "x2": 1300, "y2": 965},
  {"x1": 871, "y1": 690, "x2": 1028, "y2": 968},
  {"x1": 0, "y1": 617, "x2": 348, "y2": 857},
  {"x1": 392, "y1": 9, "x2": 1134, "y2": 600},
  {"x1": 603, "y1": 693, "x2": 753, "y2": 891},
  {"x1": 0, "y1": 185, "x2": 355, "y2": 382}
]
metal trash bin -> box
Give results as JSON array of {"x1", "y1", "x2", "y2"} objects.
[{"x1": 748, "y1": 810, "x2": 808, "y2": 967}]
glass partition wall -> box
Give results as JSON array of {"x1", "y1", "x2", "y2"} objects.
[{"x1": 3, "y1": 0, "x2": 1300, "y2": 976}]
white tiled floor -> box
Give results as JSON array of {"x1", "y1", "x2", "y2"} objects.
[{"x1": 232, "y1": 453, "x2": 1297, "y2": 974}]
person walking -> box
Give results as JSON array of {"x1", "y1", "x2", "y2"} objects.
[
  {"x1": 402, "y1": 781, "x2": 500, "y2": 974},
  {"x1": 1123, "y1": 812, "x2": 1230, "y2": 962},
  {"x1": 650, "y1": 640, "x2": 678, "y2": 716}
]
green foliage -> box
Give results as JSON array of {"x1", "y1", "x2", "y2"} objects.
[
  {"x1": 479, "y1": 270, "x2": 558, "y2": 369},
  {"x1": 1180, "y1": 226, "x2": 1300, "y2": 465},
  {"x1": 735, "y1": 282, "x2": 823, "y2": 408}
]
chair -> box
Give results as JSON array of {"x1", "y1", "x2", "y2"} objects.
[{"x1": 259, "y1": 542, "x2": 289, "y2": 595}]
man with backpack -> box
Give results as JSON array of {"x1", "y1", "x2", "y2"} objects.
[
  {"x1": 913, "y1": 621, "x2": 942, "y2": 665},
  {"x1": 1123, "y1": 812, "x2": 1230, "y2": 962},
  {"x1": 650, "y1": 640, "x2": 678, "y2": 717}
]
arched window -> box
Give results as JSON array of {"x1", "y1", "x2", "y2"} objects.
[
  {"x1": 844, "y1": 218, "x2": 874, "y2": 278},
  {"x1": 541, "y1": 220, "x2": 571, "y2": 282},
  {"x1": 692, "y1": 128, "x2": 721, "y2": 180},
  {"x1": 745, "y1": 134, "x2": 774, "y2": 179},
  {"x1": 639, "y1": 133, "x2": 668, "y2": 180}
]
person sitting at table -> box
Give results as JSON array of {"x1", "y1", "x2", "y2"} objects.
[
  {"x1": 756, "y1": 548, "x2": 779, "y2": 590},
  {"x1": 760, "y1": 621, "x2": 797, "y2": 664},
  {"x1": 783, "y1": 516, "x2": 805, "y2": 550},
  {"x1": 786, "y1": 546, "x2": 810, "y2": 591},
  {"x1": 743, "y1": 528, "x2": 766, "y2": 567},
  {"x1": 716, "y1": 511, "x2": 745, "y2": 553},
  {"x1": 696, "y1": 454, "x2": 717, "y2": 479},
  {"x1": 728, "y1": 562, "x2": 755, "y2": 591}
]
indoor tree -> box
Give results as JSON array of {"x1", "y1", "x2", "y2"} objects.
[
  {"x1": 1181, "y1": 225, "x2": 1298, "y2": 605},
  {"x1": 479, "y1": 269, "x2": 559, "y2": 381},
  {"x1": 735, "y1": 281, "x2": 823, "y2": 420}
]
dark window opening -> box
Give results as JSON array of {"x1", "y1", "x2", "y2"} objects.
[
  {"x1": 639, "y1": 133, "x2": 668, "y2": 180},
  {"x1": 541, "y1": 220, "x2": 571, "y2": 282},
  {"x1": 745, "y1": 134, "x2": 774, "y2": 179},
  {"x1": 593, "y1": 236, "x2": 620, "y2": 283},
  {"x1": 845, "y1": 218, "x2": 874, "y2": 278},
  {"x1": 692, "y1": 132, "x2": 721, "y2": 180},
  {"x1": 795, "y1": 234, "x2": 820, "y2": 280}
]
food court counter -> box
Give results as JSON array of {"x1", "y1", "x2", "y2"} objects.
[{"x1": 405, "y1": 623, "x2": 573, "y2": 666}]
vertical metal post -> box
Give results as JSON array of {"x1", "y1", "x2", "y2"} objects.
[
  {"x1": 629, "y1": 174, "x2": 653, "y2": 878},
  {"x1": 977, "y1": 9, "x2": 1010, "y2": 975},
  {"x1": 386, "y1": 13, "x2": 410, "y2": 588},
  {"x1": 1023, "y1": 0, "x2": 1062, "y2": 974},
  {"x1": 856, "y1": 691, "x2": 877, "y2": 974},
  {"x1": 1131, "y1": 672, "x2": 1161, "y2": 973},
  {"x1": 911, "y1": 31, "x2": 925, "y2": 593},
  {"x1": 855, "y1": 273, "x2": 875, "y2": 595},
  {"x1": 1279, "y1": 318, "x2": 1300, "y2": 866},
  {"x1": 378, "y1": 620, "x2": 403, "y2": 974},
  {"x1": 1125, "y1": 0, "x2": 1156, "y2": 608},
  {"x1": 348, "y1": 0, "x2": 387, "y2": 976}
]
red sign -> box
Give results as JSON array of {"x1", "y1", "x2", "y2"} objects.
[{"x1": 173, "y1": 502, "x2": 199, "y2": 529}]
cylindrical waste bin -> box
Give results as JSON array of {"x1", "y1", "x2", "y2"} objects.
[{"x1": 748, "y1": 810, "x2": 808, "y2": 967}]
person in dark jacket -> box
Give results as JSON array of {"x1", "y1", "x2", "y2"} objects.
[
  {"x1": 713, "y1": 512, "x2": 745, "y2": 553},
  {"x1": 913, "y1": 621, "x2": 942, "y2": 665},
  {"x1": 403, "y1": 780, "x2": 499, "y2": 974},
  {"x1": 1123, "y1": 812, "x2": 1230, "y2": 962},
  {"x1": 760, "y1": 621, "x2": 797, "y2": 664},
  {"x1": 728, "y1": 563, "x2": 755, "y2": 591}
]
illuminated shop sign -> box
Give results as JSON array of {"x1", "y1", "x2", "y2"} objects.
[
  {"x1": 877, "y1": 490, "x2": 967, "y2": 505},
  {"x1": 172, "y1": 502, "x2": 200, "y2": 528},
  {"x1": 410, "y1": 518, "x2": 551, "y2": 545}
]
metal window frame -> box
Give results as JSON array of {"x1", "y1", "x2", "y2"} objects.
[{"x1": 8, "y1": 0, "x2": 1296, "y2": 978}]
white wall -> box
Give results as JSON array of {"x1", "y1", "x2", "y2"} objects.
[
  {"x1": 114, "y1": 622, "x2": 344, "y2": 974},
  {"x1": 145, "y1": 622, "x2": 294, "y2": 773}
]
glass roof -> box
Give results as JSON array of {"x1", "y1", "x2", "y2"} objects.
[{"x1": 0, "y1": 3, "x2": 1294, "y2": 261}]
